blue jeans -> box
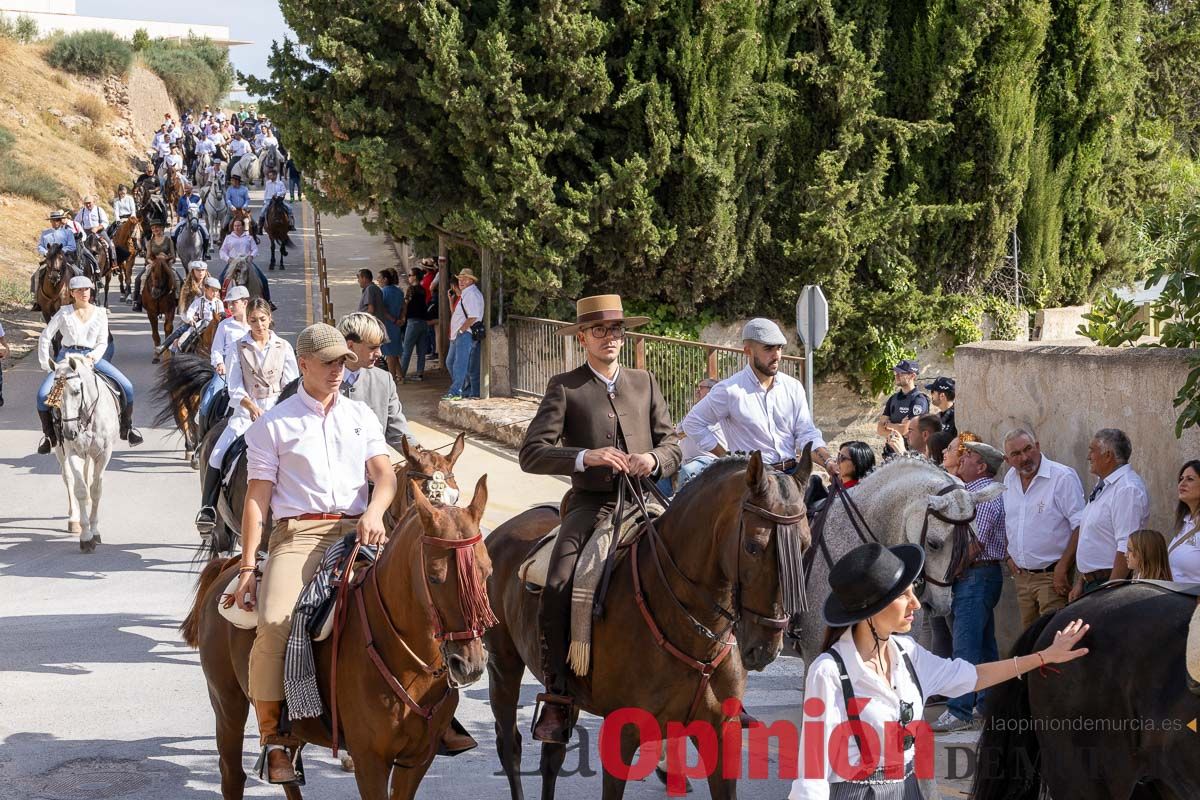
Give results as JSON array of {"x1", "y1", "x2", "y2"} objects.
[
  {"x1": 465, "y1": 332, "x2": 482, "y2": 398},
  {"x1": 38, "y1": 346, "x2": 133, "y2": 410},
  {"x1": 199, "y1": 373, "x2": 226, "y2": 418},
  {"x1": 399, "y1": 320, "x2": 428, "y2": 377},
  {"x1": 677, "y1": 454, "x2": 718, "y2": 491},
  {"x1": 947, "y1": 562, "x2": 1003, "y2": 721},
  {"x1": 447, "y1": 334, "x2": 476, "y2": 397}
]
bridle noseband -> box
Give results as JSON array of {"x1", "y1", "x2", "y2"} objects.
[{"x1": 919, "y1": 484, "x2": 978, "y2": 588}]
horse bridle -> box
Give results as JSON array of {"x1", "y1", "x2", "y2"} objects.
[
  {"x1": 918, "y1": 484, "x2": 978, "y2": 588},
  {"x1": 47, "y1": 370, "x2": 99, "y2": 432}
]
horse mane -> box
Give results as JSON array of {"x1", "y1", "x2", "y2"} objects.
[{"x1": 151, "y1": 353, "x2": 214, "y2": 429}]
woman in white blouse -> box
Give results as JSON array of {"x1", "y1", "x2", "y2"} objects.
[
  {"x1": 1169, "y1": 460, "x2": 1200, "y2": 583},
  {"x1": 37, "y1": 276, "x2": 143, "y2": 453},
  {"x1": 195, "y1": 298, "x2": 297, "y2": 531},
  {"x1": 791, "y1": 542, "x2": 1088, "y2": 800}
]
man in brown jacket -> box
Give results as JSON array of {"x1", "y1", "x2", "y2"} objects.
[{"x1": 519, "y1": 295, "x2": 682, "y2": 743}]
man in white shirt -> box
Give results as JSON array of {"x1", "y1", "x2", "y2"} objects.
[
  {"x1": 258, "y1": 169, "x2": 294, "y2": 231},
  {"x1": 446, "y1": 268, "x2": 485, "y2": 399},
  {"x1": 74, "y1": 194, "x2": 116, "y2": 264},
  {"x1": 226, "y1": 133, "x2": 250, "y2": 179},
  {"x1": 1001, "y1": 427, "x2": 1085, "y2": 626},
  {"x1": 1071, "y1": 428, "x2": 1149, "y2": 598},
  {"x1": 681, "y1": 318, "x2": 837, "y2": 478}
]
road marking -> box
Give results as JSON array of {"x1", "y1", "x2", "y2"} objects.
[{"x1": 302, "y1": 201, "x2": 314, "y2": 326}]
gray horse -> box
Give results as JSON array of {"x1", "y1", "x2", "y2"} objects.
[
  {"x1": 794, "y1": 454, "x2": 1006, "y2": 662},
  {"x1": 176, "y1": 206, "x2": 206, "y2": 267}
]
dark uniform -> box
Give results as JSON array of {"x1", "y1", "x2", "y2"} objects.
[
  {"x1": 939, "y1": 404, "x2": 957, "y2": 438},
  {"x1": 881, "y1": 387, "x2": 929, "y2": 456}
]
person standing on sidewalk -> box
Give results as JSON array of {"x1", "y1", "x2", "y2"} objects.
[
  {"x1": 876, "y1": 360, "x2": 930, "y2": 457},
  {"x1": 445, "y1": 268, "x2": 484, "y2": 399},
  {"x1": 398, "y1": 266, "x2": 431, "y2": 381},
  {"x1": 232, "y1": 323, "x2": 395, "y2": 784}
]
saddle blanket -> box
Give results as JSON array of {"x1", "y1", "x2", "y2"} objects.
[{"x1": 518, "y1": 499, "x2": 665, "y2": 677}]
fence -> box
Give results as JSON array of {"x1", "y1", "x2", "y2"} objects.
[
  {"x1": 508, "y1": 316, "x2": 805, "y2": 422},
  {"x1": 312, "y1": 210, "x2": 335, "y2": 324}
]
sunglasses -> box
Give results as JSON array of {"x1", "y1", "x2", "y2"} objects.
[
  {"x1": 899, "y1": 700, "x2": 915, "y2": 750},
  {"x1": 587, "y1": 324, "x2": 627, "y2": 340}
]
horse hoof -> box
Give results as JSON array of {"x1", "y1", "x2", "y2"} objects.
[
  {"x1": 340, "y1": 755, "x2": 355, "y2": 773},
  {"x1": 152, "y1": 356, "x2": 160, "y2": 365},
  {"x1": 68, "y1": 521, "x2": 82, "y2": 534},
  {"x1": 269, "y1": 264, "x2": 275, "y2": 271},
  {"x1": 79, "y1": 538, "x2": 97, "y2": 553},
  {"x1": 93, "y1": 534, "x2": 102, "y2": 544}
]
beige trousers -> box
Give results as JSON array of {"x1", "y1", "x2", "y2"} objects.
[
  {"x1": 248, "y1": 517, "x2": 356, "y2": 701},
  {"x1": 1014, "y1": 569, "x2": 1067, "y2": 628}
]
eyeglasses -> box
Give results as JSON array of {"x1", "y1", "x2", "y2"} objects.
[
  {"x1": 587, "y1": 324, "x2": 627, "y2": 340},
  {"x1": 899, "y1": 700, "x2": 915, "y2": 750}
]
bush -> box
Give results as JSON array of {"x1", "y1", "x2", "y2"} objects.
[
  {"x1": 74, "y1": 94, "x2": 110, "y2": 123},
  {"x1": 0, "y1": 124, "x2": 68, "y2": 205},
  {"x1": 78, "y1": 127, "x2": 112, "y2": 157},
  {"x1": 131, "y1": 28, "x2": 149, "y2": 52},
  {"x1": 142, "y1": 46, "x2": 219, "y2": 111},
  {"x1": 0, "y1": 13, "x2": 38, "y2": 43},
  {"x1": 46, "y1": 31, "x2": 133, "y2": 77}
]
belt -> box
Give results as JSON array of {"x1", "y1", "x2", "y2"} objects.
[
  {"x1": 280, "y1": 512, "x2": 361, "y2": 523},
  {"x1": 1018, "y1": 560, "x2": 1058, "y2": 574},
  {"x1": 969, "y1": 559, "x2": 1004, "y2": 568},
  {"x1": 1080, "y1": 569, "x2": 1112, "y2": 585},
  {"x1": 770, "y1": 458, "x2": 798, "y2": 472}
]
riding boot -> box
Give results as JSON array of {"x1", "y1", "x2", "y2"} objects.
[
  {"x1": 37, "y1": 409, "x2": 57, "y2": 455},
  {"x1": 531, "y1": 628, "x2": 573, "y2": 744},
  {"x1": 132, "y1": 276, "x2": 143, "y2": 312},
  {"x1": 195, "y1": 466, "x2": 221, "y2": 534},
  {"x1": 252, "y1": 699, "x2": 300, "y2": 785},
  {"x1": 120, "y1": 402, "x2": 144, "y2": 446}
]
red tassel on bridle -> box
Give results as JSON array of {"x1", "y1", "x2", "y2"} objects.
[{"x1": 454, "y1": 542, "x2": 498, "y2": 633}]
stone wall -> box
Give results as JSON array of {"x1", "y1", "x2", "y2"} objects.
[
  {"x1": 126, "y1": 63, "x2": 177, "y2": 152},
  {"x1": 955, "y1": 341, "x2": 1200, "y2": 534}
]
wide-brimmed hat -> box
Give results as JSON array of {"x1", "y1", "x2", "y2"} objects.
[
  {"x1": 48, "y1": 210, "x2": 66, "y2": 221},
  {"x1": 456, "y1": 268, "x2": 478, "y2": 284},
  {"x1": 68, "y1": 276, "x2": 94, "y2": 291},
  {"x1": 823, "y1": 542, "x2": 925, "y2": 626},
  {"x1": 296, "y1": 323, "x2": 358, "y2": 364},
  {"x1": 558, "y1": 294, "x2": 650, "y2": 337}
]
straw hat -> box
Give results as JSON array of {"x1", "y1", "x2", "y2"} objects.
[
  {"x1": 456, "y1": 268, "x2": 478, "y2": 285},
  {"x1": 558, "y1": 295, "x2": 650, "y2": 337}
]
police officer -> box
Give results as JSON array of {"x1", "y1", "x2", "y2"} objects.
[
  {"x1": 876, "y1": 359, "x2": 929, "y2": 457},
  {"x1": 925, "y1": 376, "x2": 957, "y2": 438}
]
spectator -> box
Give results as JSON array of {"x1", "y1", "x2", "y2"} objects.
[
  {"x1": 837, "y1": 441, "x2": 875, "y2": 488},
  {"x1": 926, "y1": 376, "x2": 957, "y2": 437},
  {"x1": 659, "y1": 376, "x2": 725, "y2": 496},
  {"x1": 356, "y1": 268, "x2": 385, "y2": 323},
  {"x1": 877, "y1": 359, "x2": 930, "y2": 456},
  {"x1": 929, "y1": 428, "x2": 955, "y2": 468},
  {"x1": 933, "y1": 441, "x2": 1006, "y2": 732},
  {"x1": 378, "y1": 269, "x2": 405, "y2": 382},
  {"x1": 1002, "y1": 427, "x2": 1085, "y2": 626},
  {"x1": 1169, "y1": 460, "x2": 1200, "y2": 582},
  {"x1": 1126, "y1": 529, "x2": 1172, "y2": 581},
  {"x1": 1071, "y1": 428, "x2": 1149, "y2": 599},
  {"x1": 446, "y1": 268, "x2": 484, "y2": 400},
  {"x1": 905, "y1": 413, "x2": 943, "y2": 458},
  {"x1": 399, "y1": 267, "x2": 431, "y2": 382},
  {"x1": 942, "y1": 431, "x2": 979, "y2": 474}
]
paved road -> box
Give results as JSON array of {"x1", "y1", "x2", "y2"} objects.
[{"x1": 0, "y1": 198, "x2": 974, "y2": 799}]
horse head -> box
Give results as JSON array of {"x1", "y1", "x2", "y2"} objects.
[
  {"x1": 406, "y1": 474, "x2": 495, "y2": 688},
  {"x1": 389, "y1": 432, "x2": 466, "y2": 521},
  {"x1": 47, "y1": 354, "x2": 96, "y2": 442},
  {"x1": 187, "y1": 206, "x2": 201, "y2": 228}
]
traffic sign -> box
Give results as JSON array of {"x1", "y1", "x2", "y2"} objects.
[{"x1": 796, "y1": 285, "x2": 829, "y2": 350}]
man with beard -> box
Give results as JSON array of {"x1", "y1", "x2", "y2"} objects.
[{"x1": 682, "y1": 318, "x2": 839, "y2": 479}]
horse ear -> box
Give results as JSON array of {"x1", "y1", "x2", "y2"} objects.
[
  {"x1": 400, "y1": 434, "x2": 415, "y2": 463},
  {"x1": 467, "y1": 474, "x2": 488, "y2": 525},
  {"x1": 792, "y1": 442, "x2": 814, "y2": 490},
  {"x1": 410, "y1": 478, "x2": 439, "y2": 529},
  {"x1": 970, "y1": 482, "x2": 1006, "y2": 505},
  {"x1": 926, "y1": 492, "x2": 953, "y2": 512},
  {"x1": 745, "y1": 450, "x2": 768, "y2": 494},
  {"x1": 448, "y1": 432, "x2": 466, "y2": 466},
  {"x1": 48, "y1": 358, "x2": 57, "y2": 372}
]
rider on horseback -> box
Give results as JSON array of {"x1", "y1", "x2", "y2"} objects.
[
  {"x1": 110, "y1": 185, "x2": 136, "y2": 232},
  {"x1": 218, "y1": 217, "x2": 272, "y2": 305},
  {"x1": 258, "y1": 169, "x2": 295, "y2": 232},
  {"x1": 133, "y1": 163, "x2": 158, "y2": 197},
  {"x1": 131, "y1": 219, "x2": 174, "y2": 314},
  {"x1": 161, "y1": 146, "x2": 184, "y2": 191},
  {"x1": 173, "y1": 183, "x2": 211, "y2": 258},
  {"x1": 156, "y1": 273, "x2": 223, "y2": 356},
  {"x1": 36, "y1": 276, "x2": 143, "y2": 453},
  {"x1": 518, "y1": 294, "x2": 682, "y2": 743},
  {"x1": 198, "y1": 284, "x2": 250, "y2": 421},
  {"x1": 75, "y1": 195, "x2": 117, "y2": 266},
  {"x1": 224, "y1": 173, "x2": 250, "y2": 230},
  {"x1": 226, "y1": 132, "x2": 250, "y2": 181},
  {"x1": 29, "y1": 211, "x2": 78, "y2": 312}
]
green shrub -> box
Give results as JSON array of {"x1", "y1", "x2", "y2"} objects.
[
  {"x1": 1077, "y1": 292, "x2": 1147, "y2": 347},
  {"x1": 0, "y1": 13, "x2": 38, "y2": 43},
  {"x1": 46, "y1": 31, "x2": 133, "y2": 76},
  {"x1": 142, "y1": 46, "x2": 219, "y2": 111},
  {"x1": 131, "y1": 28, "x2": 149, "y2": 52},
  {"x1": 0, "y1": 158, "x2": 68, "y2": 205}
]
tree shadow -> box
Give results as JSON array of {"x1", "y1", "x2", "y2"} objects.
[
  {"x1": 0, "y1": 613, "x2": 193, "y2": 675},
  {"x1": 0, "y1": 529, "x2": 203, "y2": 580}
]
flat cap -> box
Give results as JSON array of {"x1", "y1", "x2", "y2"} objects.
[
  {"x1": 741, "y1": 318, "x2": 787, "y2": 346},
  {"x1": 188, "y1": 260, "x2": 208, "y2": 272},
  {"x1": 963, "y1": 441, "x2": 1004, "y2": 473},
  {"x1": 296, "y1": 323, "x2": 358, "y2": 364},
  {"x1": 68, "y1": 276, "x2": 94, "y2": 290},
  {"x1": 224, "y1": 285, "x2": 249, "y2": 302},
  {"x1": 203, "y1": 276, "x2": 221, "y2": 290}
]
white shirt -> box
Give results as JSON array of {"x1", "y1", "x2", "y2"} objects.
[
  {"x1": 165, "y1": 153, "x2": 183, "y2": 170},
  {"x1": 38, "y1": 306, "x2": 108, "y2": 369},
  {"x1": 75, "y1": 205, "x2": 108, "y2": 229},
  {"x1": 260, "y1": 135, "x2": 279, "y2": 150},
  {"x1": 681, "y1": 365, "x2": 826, "y2": 465},
  {"x1": 1075, "y1": 464, "x2": 1150, "y2": 572},
  {"x1": 226, "y1": 332, "x2": 298, "y2": 411},
  {"x1": 1002, "y1": 456, "x2": 1086, "y2": 569},
  {"x1": 789, "y1": 629, "x2": 977, "y2": 799},
  {"x1": 220, "y1": 232, "x2": 258, "y2": 262},
  {"x1": 679, "y1": 419, "x2": 725, "y2": 463},
  {"x1": 153, "y1": 136, "x2": 171, "y2": 157},
  {"x1": 1168, "y1": 516, "x2": 1200, "y2": 583},
  {"x1": 210, "y1": 316, "x2": 250, "y2": 370},
  {"x1": 263, "y1": 178, "x2": 288, "y2": 201},
  {"x1": 195, "y1": 139, "x2": 216, "y2": 156},
  {"x1": 228, "y1": 138, "x2": 250, "y2": 157},
  {"x1": 184, "y1": 295, "x2": 224, "y2": 327},
  {"x1": 245, "y1": 382, "x2": 390, "y2": 519},
  {"x1": 112, "y1": 195, "x2": 136, "y2": 219},
  {"x1": 450, "y1": 282, "x2": 485, "y2": 340}
]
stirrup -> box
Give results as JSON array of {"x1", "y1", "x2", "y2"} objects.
[
  {"x1": 253, "y1": 743, "x2": 304, "y2": 786},
  {"x1": 195, "y1": 507, "x2": 216, "y2": 534}
]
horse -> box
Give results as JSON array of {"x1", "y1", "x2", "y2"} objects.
[
  {"x1": 259, "y1": 144, "x2": 282, "y2": 184},
  {"x1": 231, "y1": 151, "x2": 260, "y2": 186},
  {"x1": 224, "y1": 207, "x2": 257, "y2": 241},
  {"x1": 202, "y1": 175, "x2": 227, "y2": 239},
  {"x1": 195, "y1": 150, "x2": 213, "y2": 188},
  {"x1": 43, "y1": 354, "x2": 121, "y2": 553},
  {"x1": 163, "y1": 169, "x2": 184, "y2": 222},
  {"x1": 110, "y1": 215, "x2": 141, "y2": 303},
  {"x1": 220, "y1": 255, "x2": 266, "y2": 302},
  {"x1": 485, "y1": 450, "x2": 811, "y2": 799},
  {"x1": 36, "y1": 243, "x2": 75, "y2": 323},
  {"x1": 83, "y1": 232, "x2": 115, "y2": 307},
  {"x1": 263, "y1": 197, "x2": 291, "y2": 271},
  {"x1": 177, "y1": 206, "x2": 207, "y2": 267},
  {"x1": 180, "y1": 477, "x2": 494, "y2": 800},
  {"x1": 972, "y1": 582, "x2": 1200, "y2": 800},
  {"x1": 142, "y1": 252, "x2": 179, "y2": 361}
]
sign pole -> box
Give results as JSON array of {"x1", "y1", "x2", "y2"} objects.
[{"x1": 795, "y1": 285, "x2": 828, "y2": 418}]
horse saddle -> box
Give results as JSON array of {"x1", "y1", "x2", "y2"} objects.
[
  {"x1": 220, "y1": 435, "x2": 248, "y2": 488},
  {"x1": 1093, "y1": 578, "x2": 1200, "y2": 598},
  {"x1": 517, "y1": 501, "x2": 664, "y2": 590}
]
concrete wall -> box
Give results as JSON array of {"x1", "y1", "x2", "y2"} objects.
[
  {"x1": 955, "y1": 341, "x2": 1200, "y2": 534},
  {"x1": 7, "y1": 10, "x2": 233, "y2": 43},
  {"x1": 1031, "y1": 305, "x2": 1090, "y2": 342},
  {"x1": 1, "y1": 0, "x2": 75, "y2": 13}
]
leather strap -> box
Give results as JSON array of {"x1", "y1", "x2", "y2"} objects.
[{"x1": 282, "y1": 512, "x2": 361, "y2": 522}]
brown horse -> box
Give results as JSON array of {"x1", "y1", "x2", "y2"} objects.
[
  {"x1": 224, "y1": 207, "x2": 257, "y2": 241},
  {"x1": 111, "y1": 216, "x2": 141, "y2": 303},
  {"x1": 142, "y1": 252, "x2": 178, "y2": 361},
  {"x1": 37, "y1": 243, "x2": 75, "y2": 322},
  {"x1": 485, "y1": 451, "x2": 811, "y2": 799},
  {"x1": 84, "y1": 232, "x2": 115, "y2": 308},
  {"x1": 263, "y1": 197, "x2": 291, "y2": 271},
  {"x1": 164, "y1": 170, "x2": 184, "y2": 222},
  {"x1": 181, "y1": 477, "x2": 495, "y2": 800}
]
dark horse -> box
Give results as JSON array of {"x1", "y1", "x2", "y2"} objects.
[
  {"x1": 37, "y1": 243, "x2": 75, "y2": 322},
  {"x1": 110, "y1": 215, "x2": 141, "y2": 304},
  {"x1": 485, "y1": 450, "x2": 811, "y2": 799},
  {"x1": 263, "y1": 196, "x2": 291, "y2": 271},
  {"x1": 181, "y1": 477, "x2": 494, "y2": 800},
  {"x1": 83, "y1": 231, "x2": 114, "y2": 308},
  {"x1": 142, "y1": 252, "x2": 178, "y2": 362},
  {"x1": 973, "y1": 581, "x2": 1200, "y2": 800}
]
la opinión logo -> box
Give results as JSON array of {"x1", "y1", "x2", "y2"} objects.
[{"x1": 598, "y1": 698, "x2": 935, "y2": 795}]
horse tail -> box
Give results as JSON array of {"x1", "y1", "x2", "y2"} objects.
[
  {"x1": 971, "y1": 610, "x2": 1056, "y2": 800},
  {"x1": 180, "y1": 555, "x2": 238, "y2": 648},
  {"x1": 152, "y1": 353, "x2": 214, "y2": 429}
]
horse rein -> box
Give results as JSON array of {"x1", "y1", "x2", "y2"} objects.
[
  {"x1": 47, "y1": 370, "x2": 100, "y2": 432},
  {"x1": 918, "y1": 484, "x2": 978, "y2": 588}
]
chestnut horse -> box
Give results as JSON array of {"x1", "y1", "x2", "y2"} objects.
[
  {"x1": 142, "y1": 252, "x2": 178, "y2": 359},
  {"x1": 110, "y1": 215, "x2": 141, "y2": 303},
  {"x1": 263, "y1": 197, "x2": 291, "y2": 270},
  {"x1": 181, "y1": 476, "x2": 495, "y2": 800},
  {"x1": 224, "y1": 207, "x2": 257, "y2": 240},
  {"x1": 485, "y1": 450, "x2": 811, "y2": 799},
  {"x1": 83, "y1": 232, "x2": 114, "y2": 308},
  {"x1": 163, "y1": 169, "x2": 184, "y2": 222},
  {"x1": 37, "y1": 243, "x2": 75, "y2": 322}
]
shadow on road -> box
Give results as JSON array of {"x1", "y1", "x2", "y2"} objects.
[{"x1": 0, "y1": 613, "x2": 190, "y2": 675}]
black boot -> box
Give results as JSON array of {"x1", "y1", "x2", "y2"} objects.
[
  {"x1": 131, "y1": 277, "x2": 143, "y2": 312},
  {"x1": 37, "y1": 409, "x2": 57, "y2": 454},
  {"x1": 120, "y1": 402, "x2": 144, "y2": 446},
  {"x1": 196, "y1": 466, "x2": 221, "y2": 535}
]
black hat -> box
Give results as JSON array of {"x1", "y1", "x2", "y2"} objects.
[
  {"x1": 924, "y1": 376, "x2": 955, "y2": 393},
  {"x1": 823, "y1": 543, "x2": 925, "y2": 626}
]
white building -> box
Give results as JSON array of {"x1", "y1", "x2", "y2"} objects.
[{"x1": 0, "y1": 0, "x2": 248, "y2": 46}]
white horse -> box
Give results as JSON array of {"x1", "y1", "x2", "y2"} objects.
[
  {"x1": 201, "y1": 176, "x2": 227, "y2": 241},
  {"x1": 194, "y1": 151, "x2": 213, "y2": 188},
  {"x1": 220, "y1": 254, "x2": 265, "y2": 301},
  {"x1": 258, "y1": 144, "x2": 282, "y2": 184},
  {"x1": 45, "y1": 355, "x2": 120, "y2": 552},
  {"x1": 231, "y1": 151, "x2": 260, "y2": 185}
]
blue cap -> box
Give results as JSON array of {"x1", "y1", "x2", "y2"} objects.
[
  {"x1": 893, "y1": 359, "x2": 919, "y2": 374},
  {"x1": 924, "y1": 376, "x2": 955, "y2": 393}
]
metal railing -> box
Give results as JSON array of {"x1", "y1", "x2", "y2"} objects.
[
  {"x1": 508, "y1": 316, "x2": 804, "y2": 422},
  {"x1": 313, "y1": 210, "x2": 335, "y2": 324}
]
